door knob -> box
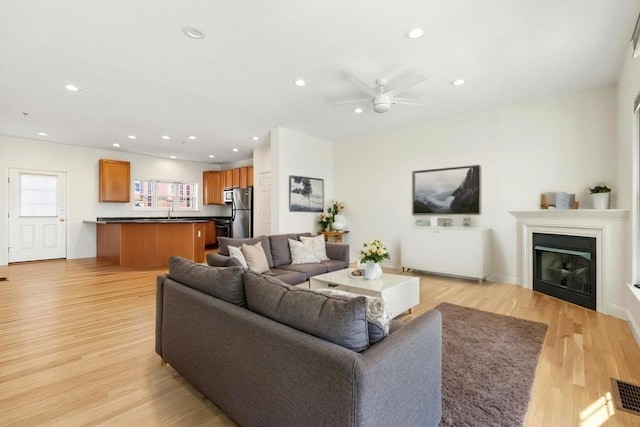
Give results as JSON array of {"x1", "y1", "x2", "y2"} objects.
[{"x1": 59, "y1": 218, "x2": 65, "y2": 222}]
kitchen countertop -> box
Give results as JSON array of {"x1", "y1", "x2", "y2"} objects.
[{"x1": 85, "y1": 216, "x2": 232, "y2": 224}]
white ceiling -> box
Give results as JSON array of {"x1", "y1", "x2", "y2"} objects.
[{"x1": 1, "y1": 1, "x2": 638, "y2": 164}]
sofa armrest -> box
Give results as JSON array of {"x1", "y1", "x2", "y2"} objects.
[
  {"x1": 325, "y1": 242, "x2": 349, "y2": 264},
  {"x1": 206, "y1": 252, "x2": 243, "y2": 268},
  {"x1": 155, "y1": 274, "x2": 167, "y2": 358},
  {"x1": 356, "y1": 310, "x2": 442, "y2": 427}
]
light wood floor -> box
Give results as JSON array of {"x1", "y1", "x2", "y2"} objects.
[{"x1": 1, "y1": 258, "x2": 639, "y2": 427}]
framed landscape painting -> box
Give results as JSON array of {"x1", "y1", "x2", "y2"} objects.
[
  {"x1": 413, "y1": 165, "x2": 480, "y2": 214},
  {"x1": 289, "y1": 175, "x2": 324, "y2": 212}
]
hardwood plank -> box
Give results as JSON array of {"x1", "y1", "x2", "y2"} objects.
[{"x1": 0, "y1": 260, "x2": 638, "y2": 426}]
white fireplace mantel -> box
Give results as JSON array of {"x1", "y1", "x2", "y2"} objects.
[{"x1": 510, "y1": 209, "x2": 630, "y2": 319}]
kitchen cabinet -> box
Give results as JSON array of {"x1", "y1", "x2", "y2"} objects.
[
  {"x1": 239, "y1": 167, "x2": 248, "y2": 188},
  {"x1": 232, "y1": 168, "x2": 240, "y2": 188},
  {"x1": 205, "y1": 220, "x2": 217, "y2": 246},
  {"x1": 401, "y1": 226, "x2": 492, "y2": 281},
  {"x1": 203, "y1": 171, "x2": 224, "y2": 205},
  {"x1": 224, "y1": 169, "x2": 233, "y2": 189},
  {"x1": 247, "y1": 166, "x2": 254, "y2": 186},
  {"x1": 99, "y1": 159, "x2": 130, "y2": 202}
]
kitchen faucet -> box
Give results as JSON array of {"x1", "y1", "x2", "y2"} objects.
[{"x1": 168, "y1": 205, "x2": 173, "y2": 219}]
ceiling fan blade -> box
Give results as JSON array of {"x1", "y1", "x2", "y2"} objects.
[
  {"x1": 386, "y1": 74, "x2": 427, "y2": 97},
  {"x1": 392, "y1": 97, "x2": 422, "y2": 106},
  {"x1": 353, "y1": 78, "x2": 379, "y2": 96},
  {"x1": 332, "y1": 98, "x2": 371, "y2": 107}
]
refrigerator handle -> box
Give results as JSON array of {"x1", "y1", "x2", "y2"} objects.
[{"x1": 231, "y1": 195, "x2": 236, "y2": 221}]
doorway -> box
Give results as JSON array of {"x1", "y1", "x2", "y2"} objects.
[{"x1": 8, "y1": 169, "x2": 67, "y2": 262}]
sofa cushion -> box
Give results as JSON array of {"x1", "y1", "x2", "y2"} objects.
[
  {"x1": 321, "y1": 259, "x2": 348, "y2": 272},
  {"x1": 277, "y1": 263, "x2": 329, "y2": 279},
  {"x1": 288, "y1": 238, "x2": 320, "y2": 264},
  {"x1": 228, "y1": 245, "x2": 248, "y2": 269},
  {"x1": 315, "y1": 288, "x2": 391, "y2": 344},
  {"x1": 242, "y1": 242, "x2": 270, "y2": 274},
  {"x1": 299, "y1": 235, "x2": 330, "y2": 261},
  {"x1": 262, "y1": 268, "x2": 308, "y2": 286},
  {"x1": 218, "y1": 236, "x2": 274, "y2": 268},
  {"x1": 168, "y1": 256, "x2": 246, "y2": 307},
  {"x1": 243, "y1": 271, "x2": 369, "y2": 352}
]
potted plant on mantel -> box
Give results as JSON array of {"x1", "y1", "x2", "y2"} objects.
[{"x1": 589, "y1": 185, "x2": 611, "y2": 209}]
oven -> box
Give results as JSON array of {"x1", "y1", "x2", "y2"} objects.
[{"x1": 215, "y1": 219, "x2": 232, "y2": 239}]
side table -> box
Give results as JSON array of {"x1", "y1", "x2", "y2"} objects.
[{"x1": 318, "y1": 230, "x2": 349, "y2": 243}]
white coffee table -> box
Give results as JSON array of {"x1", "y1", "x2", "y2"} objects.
[{"x1": 309, "y1": 269, "x2": 420, "y2": 318}]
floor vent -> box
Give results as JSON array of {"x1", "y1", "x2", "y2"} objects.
[{"x1": 611, "y1": 378, "x2": 640, "y2": 416}]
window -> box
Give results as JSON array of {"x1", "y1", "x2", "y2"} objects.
[
  {"x1": 133, "y1": 179, "x2": 198, "y2": 211},
  {"x1": 20, "y1": 173, "x2": 57, "y2": 216}
]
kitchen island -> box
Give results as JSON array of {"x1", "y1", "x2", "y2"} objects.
[{"x1": 90, "y1": 217, "x2": 228, "y2": 268}]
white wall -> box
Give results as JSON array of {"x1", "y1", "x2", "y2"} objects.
[
  {"x1": 0, "y1": 135, "x2": 230, "y2": 260},
  {"x1": 616, "y1": 45, "x2": 640, "y2": 345},
  {"x1": 334, "y1": 85, "x2": 619, "y2": 283},
  {"x1": 271, "y1": 127, "x2": 333, "y2": 234}
]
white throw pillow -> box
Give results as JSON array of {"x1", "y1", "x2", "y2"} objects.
[
  {"x1": 300, "y1": 235, "x2": 330, "y2": 261},
  {"x1": 241, "y1": 242, "x2": 270, "y2": 274},
  {"x1": 228, "y1": 245, "x2": 248, "y2": 269},
  {"x1": 288, "y1": 238, "x2": 321, "y2": 264}
]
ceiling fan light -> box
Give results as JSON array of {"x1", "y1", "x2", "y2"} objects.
[{"x1": 373, "y1": 94, "x2": 391, "y2": 113}]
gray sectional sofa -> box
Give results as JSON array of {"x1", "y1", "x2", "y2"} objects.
[
  {"x1": 156, "y1": 256, "x2": 443, "y2": 427},
  {"x1": 206, "y1": 233, "x2": 349, "y2": 285}
]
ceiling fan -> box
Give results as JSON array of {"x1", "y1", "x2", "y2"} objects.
[{"x1": 334, "y1": 74, "x2": 427, "y2": 113}]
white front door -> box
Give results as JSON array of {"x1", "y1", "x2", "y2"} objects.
[
  {"x1": 8, "y1": 169, "x2": 67, "y2": 262},
  {"x1": 256, "y1": 171, "x2": 271, "y2": 236}
]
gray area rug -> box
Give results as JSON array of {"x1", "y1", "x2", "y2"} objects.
[{"x1": 436, "y1": 303, "x2": 548, "y2": 427}]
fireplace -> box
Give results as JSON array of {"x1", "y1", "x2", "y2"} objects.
[{"x1": 533, "y1": 233, "x2": 596, "y2": 310}]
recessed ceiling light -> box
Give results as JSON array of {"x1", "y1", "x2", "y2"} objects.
[
  {"x1": 451, "y1": 79, "x2": 466, "y2": 86},
  {"x1": 182, "y1": 26, "x2": 205, "y2": 39},
  {"x1": 38, "y1": 132, "x2": 48, "y2": 136},
  {"x1": 354, "y1": 107, "x2": 363, "y2": 114},
  {"x1": 65, "y1": 84, "x2": 80, "y2": 92},
  {"x1": 170, "y1": 155, "x2": 177, "y2": 159},
  {"x1": 189, "y1": 136, "x2": 196, "y2": 140},
  {"x1": 208, "y1": 154, "x2": 215, "y2": 158},
  {"x1": 405, "y1": 28, "x2": 424, "y2": 39},
  {"x1": 251, "y1": 136, "x2": 259, "y2": 141},
  {"x1": 162, "y1": 135, "x2": 170, "y2": 140},
  {"x1": 113, "y1": 143, "x2": 121, "y2": 147},
  {"x1": 293, "y1": 79, "x2": 306, "y2": 87},
  {"x1": 128, "y1": 135, "x2": 136, "y2": 139},
  {"x1": 232, "y1": 148, "x2": 239, "y2": 152}
]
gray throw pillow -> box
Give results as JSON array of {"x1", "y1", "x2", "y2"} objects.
[
  {"x1": 243, "y1": 271, "x2": 369, "y2": 352},
  {"x1": 168, "y1": 256, "x2": 246, "y2": 307}
]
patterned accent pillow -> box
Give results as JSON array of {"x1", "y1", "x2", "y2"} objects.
[
  {"x1": 228, "y1": 245, "x2": 248, "y2": 269},
  {"x1": 241, "y1": 242, "x2": 270, "y2": 274},
  {"x1": 299, "y1": 235, "x2": 330, "y2": 261},
  {"x1": 315, "y1": 288, "x2": 391, "y2": 344},
  {"x1": 288, "y1": 238, "x2": 320, "y2": 264}
]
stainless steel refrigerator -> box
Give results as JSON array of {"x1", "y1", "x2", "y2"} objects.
[{"x1": 230, "y1": 187, "x2": 253, "y2": 238}]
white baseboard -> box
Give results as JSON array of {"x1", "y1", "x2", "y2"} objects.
[{"x1": 624, "y1": 284, "x2": 640, "y2": 347}]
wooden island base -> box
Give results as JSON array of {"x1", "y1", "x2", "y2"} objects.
[{"x1": 97, "y1": 222, "x2": 207, "y2": 268}]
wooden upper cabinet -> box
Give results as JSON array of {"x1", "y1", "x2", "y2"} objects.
[
  {"x1": 239, "y1": 167, "x2": 248, "y2": 188},
  {"x1": 247, "y1": 166, "x2": 254, "y2": 186},
  {"x1": 203, "y1": 171, "x2": 224, "y2": 205},
  {"x1": 224, "y1": 169, "x2": 233, "y2": 189},
  {"x1": 232, "y1": 168, "x2": 240, "y2": 188},
  {"x1": 99, "y1": 159, "x2": 130, "y2": 202}
]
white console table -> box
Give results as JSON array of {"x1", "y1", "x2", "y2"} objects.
[{"x1": 401, "y1": 226, "x2": 492, "y2": 281}]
